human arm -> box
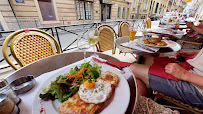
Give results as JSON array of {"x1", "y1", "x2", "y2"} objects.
[
  {"x1": 177, "y1": 50, "x2": 200, "y2": 58},
  {"x1": 165, "y1": 63, "x2": 203, "y2": 89},
  {"x1": 186, "y1": 22, "x2": 203, "y2": 35}
]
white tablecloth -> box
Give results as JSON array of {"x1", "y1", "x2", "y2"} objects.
[
  {"x1": 18, "y1": 57, "x2": 133, "y2": 114},
  {"x1": 145, "y1": 28, "x2": 185, "y2": 39}
]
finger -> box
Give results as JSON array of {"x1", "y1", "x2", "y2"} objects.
[
  {"x1": 165, "y1": 69, "x2": 172, "y2": 74},
  {"x1": 165, "y1": 65, "x2": 169, "y2": 70}
]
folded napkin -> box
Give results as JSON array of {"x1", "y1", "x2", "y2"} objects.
[
  {"x1": 92, "y1": 57, "x2": 133, "y2": 69},
  {"x1": 149, "y1": 57, "x2": 194, "y2": 81},
  {"x1": 121, "y1": 40, "x2": 160, "y2": 53},
  {"x1": 106, "y1": 59, "x2": 133, "y2": 67}
]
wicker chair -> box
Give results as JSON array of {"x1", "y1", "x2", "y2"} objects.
[
  {"x1": 181, "y1": 39, "x2": 203, "y2": 50},
  {"x1": 118, "y1": 22, "x2": 129, "y2": 37},
  {"x1": 2, "y1": 28, "x2": 61, "y2": 70},
  {"x1": 153, "y1": 91, "x2": 203, "y2": 114},
  {"x1": 94, "y1": 25, "x2": 117, "y2": 54},
  {"x1": 180, "y1": 22, "x2": 203, "y2": 49},
  {"x1": 144, "y1": 17, "x2": 151, "y2": 29}
]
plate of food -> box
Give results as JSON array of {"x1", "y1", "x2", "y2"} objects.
[
  {"x1": 139, "y1": 37, "x2": 177, "y2": 48},
  {"x1": 32, "y1": 61, "x2": 130, "y2": 114}
]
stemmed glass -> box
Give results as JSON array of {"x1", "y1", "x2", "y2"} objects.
[
  {"x1": 87, "y1": 30, "x2": 99, "y2": 57},
  {"x1": 77, "y1": 30, "x2": 99, "y2": 59},
  {"x1": 77, "y1": 34, "x2": 91, "y2": 59}
]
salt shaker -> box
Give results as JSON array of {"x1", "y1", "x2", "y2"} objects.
[
  {"x1": 0, "y1": 94, "x2": 19, "y2": 114},
  {"x1": 0, "y1": 79, "x2": 21, "y2": 105}
]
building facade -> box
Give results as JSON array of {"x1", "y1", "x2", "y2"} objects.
[{"x1": 0, "y1": 0, "x2": 183, "y2": 31}]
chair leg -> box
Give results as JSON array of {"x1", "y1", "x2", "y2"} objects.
[
  {"x1": 154, "y1": 97, "x2": 158, "y2": 102},
  {"x1": 180, "y1": 40, "x2": 185, "y2": 48}
]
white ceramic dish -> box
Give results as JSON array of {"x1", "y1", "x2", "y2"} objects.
[
  {"x1": 138, "y1": 38, "x2": 177, "y2": 48},
  {"x1": 32, "y1": 60, "x2": 130, "y2": 114}
]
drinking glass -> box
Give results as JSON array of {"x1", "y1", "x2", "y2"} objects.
[
  {"x1": 129, "y1": 25, "x2": 137, "y2": 41},
  {"x1": 77, "y1": 34, "x2": 91, "y2": 59},
  {"x1": 87, "y1": 30, "x2": 99, "y2": 57}
]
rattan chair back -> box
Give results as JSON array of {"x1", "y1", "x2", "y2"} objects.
[
  {"x1": 144, "y1": 17, "x2": 151, "y2": 28},
  {"x1": 153, "y1": 91, "x2": 203, "y2": 113},
  {"x1": 94, "y1": 25, "x2": 117, "y2": 54},
  {"x1": 2, "y1": 28, "x2": 61, "y2": 70},
  {"x1": 181, "y1": 40, "x2": 203, "y2": 49},
  {"x1": 119, "y1": 22, "x2": 129, "y2": 37}
]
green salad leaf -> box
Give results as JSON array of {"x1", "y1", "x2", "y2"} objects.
[{"x1": 40, "y1": 61, "x2": 102, "y2": 103}]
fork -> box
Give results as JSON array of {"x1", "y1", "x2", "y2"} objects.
[{"x1": 135, "y1": 42, "x2": 156, "y2": 53}]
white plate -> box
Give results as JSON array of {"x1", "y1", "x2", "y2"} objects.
[
  {"x1": 32, "y1": 60, "x2": 130, "y2": 114},
  {"x1": 138, "y1": 38, "x2": 177, "y2": 48}
]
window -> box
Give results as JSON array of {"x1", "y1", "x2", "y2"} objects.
[
  {"x1": 117, "y1": 7, "x2": 121, "y2": 18},
  {"x1": 76, "y1": 0, "x2": 93, "y2": 20},
  {"x1": 149, "y1": 0, "x2": 152, "y2": 11},
  {"x1": 38, "y1": 0, "x2": 56, "y2": 21},
  {"x1": 159, "y1": 4, "x2": 162, "y2": 14},
  {"x1": 122, "y1": 7, "x2": 125, "y2": 19},
  {"x1": 76, "y1": 1, "x2": 84, "y2": 20},
  {"x1": 133, "y1": 0, "x2": 136, "y2": 8},
  {"x1": 144, "y1": 0, "x2": 148, "y2": 10},
  {"x1": 151, "y1": 1, "x2": 155, "y2": 12},
  {"x1": 155, "y1": 2, "x2": 159, "y2": 13},
  {"x1": 107, "y1": 5, "x2": 111, "y2": 19}
]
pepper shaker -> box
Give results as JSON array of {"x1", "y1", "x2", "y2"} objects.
[
  {"x1": 0, "y1": 79, "x2": 21, "y2": 105},
  {"x1": 0, "y1": 94, "x2": 20, "y2": 114}
]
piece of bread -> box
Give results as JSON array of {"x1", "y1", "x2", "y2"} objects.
[
  {"x1": 99, "y1": 71, "x2": 119, "y2": 87},
  {"x1": 58, "y1": 71, "x2": 119, "y2": 114},
  {"x1": 147, "y1": 38, "x2": 162, "y2": 43}
]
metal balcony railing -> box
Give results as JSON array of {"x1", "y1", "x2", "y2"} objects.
[{"x1": 0, "y1": 19, "x2": 145, "y2": 70}]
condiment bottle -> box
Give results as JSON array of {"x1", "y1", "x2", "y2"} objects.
[
  {"x1": 0, "y1": 80, "x2": 21, "y2": 105},
  {"x1": 0, "y1": 94, "x2": 19, "y2": 114}
]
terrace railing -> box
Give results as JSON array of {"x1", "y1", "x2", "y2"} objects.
[{"x1": 0, "y1": 19, "x2": 144, "y2": 70}]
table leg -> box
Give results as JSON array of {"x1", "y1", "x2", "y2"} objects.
[{"x1": 137, "y1": 55, "x2": 144, "y2": 64}]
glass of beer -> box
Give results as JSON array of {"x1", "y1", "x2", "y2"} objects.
[{"x1": 129, "y1": 26, "x2": 137, "y2": 41}]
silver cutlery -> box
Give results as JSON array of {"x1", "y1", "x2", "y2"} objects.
[{"x1": 135, "y1": 41, "x2": 156, "y2": 53}]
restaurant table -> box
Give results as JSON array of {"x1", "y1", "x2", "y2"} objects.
[
  {"x1": 6, "y1": 52, "x2": 138, "y2": 114},
  {"x1": 116, "y1": 36, "x2": 182, "y2": 64}
]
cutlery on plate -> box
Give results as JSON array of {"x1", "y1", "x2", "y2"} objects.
[
  {"x1": 135, "y1": 41, "x2": 156, "y2": 53},
  {"x1": 92, "y1": 57, "x2": 125, "y2": 74}
]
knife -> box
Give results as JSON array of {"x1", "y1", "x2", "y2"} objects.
[
  {"x1": 92, "y1": 57, "x2": 123, "y2": 70},
  {"x1": 135, "y1": 42, "x2": 156, "y2": 53}
]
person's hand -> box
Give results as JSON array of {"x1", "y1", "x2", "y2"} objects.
[
  {"x1": 176, "y1": 50, "x2": 199, "y2": 58},
  {"x1": 186, "y1": 22, "x2": 195, "y2": 28},
  {"x1": 165, "y1": 63, "x2": 187, "y2": 80}
]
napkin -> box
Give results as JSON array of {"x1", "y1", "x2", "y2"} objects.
[
  {"x1": 121, "y1": 40, "x2": 160, "y2": 53},
  {"x1": 149, "y1": 57, "x2": 194, "y2": 81},
  {"x1": 92, "y1": 57, "x2": 133, "y2": 69},
  {"x1": 106, "y1": 59, "x2": 133, "y2": 67}
]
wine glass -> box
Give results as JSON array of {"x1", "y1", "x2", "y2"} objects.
[
  {"x1": 142, "y1": 21, "x2": 147, "y2": 37},
  {"x1": 87, "y1": 30, "x2": 99, "y2": 57},
  {"x1": 77, "y1": 34, "x2": 91, "y2": 59}
]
